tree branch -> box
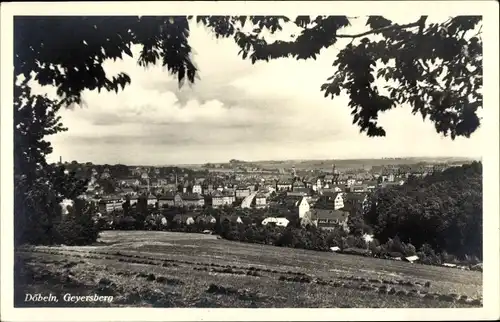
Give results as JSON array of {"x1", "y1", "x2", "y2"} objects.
[{"x1": 336, "y1": 19, "x2": 423, "y2": 39}]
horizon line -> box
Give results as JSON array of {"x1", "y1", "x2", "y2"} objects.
[{"x1": 54, "y1": 155, "x2": 481, "y2": 167}]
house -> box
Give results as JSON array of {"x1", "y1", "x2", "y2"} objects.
[
  {"x1": 235, "y1": 187, "x2": 251, "y2": 199},
  {"x1": 346, "y1": 178, "x2": 356, "y2": 187},
  {"x1": 317, "y1": 191, "x2": 344, "y2": 210},
  {"x1": 309, "y1": 209, "x2": 349, "y2": 231},
  {"x1": 315, "y1": 178, "x2": 323, "y2": 190},
  {"x1": 222, "y1": 192, "x2": 236, "y2": 205},
  {"x1": 208, "y1": 191, "x2": 225, "y2": 208},
  {"x1": 129, "y1": 195, "x2": 139, "y2": 206},
  {"x1": 262, "y1": 217, "x2": 289, "y2": 227},
  {"x1": 157, "y1": 192, "x2": 181, "y2": 208},
  {"x1": 347, "y1": 184, "x2": 367, "y2": 193},
  {"x1": 192, "y1": 184, "x2": 202, "y2": 194},
  {"x1": 255, "y1": 193, "x2": 267, "y2": 209},
  {"x1": 181, "y1": 193, "x2": 205, "y2": 208},
  {"x1": 147, "y1": 194, "x2": 157, "y2": 206},
  {"x1": 157, "y1": 178, "x2": 169, "y2": 186},
  {"x1": 287, "y1": 187, "x2": 310, "y2": 197},
  {"x1": 344, "y1": 192, "x2": 368, "y2": 209},
  {"x1": 292, "y1": 180, "x2": 305, "y2": 190},
  {"x1": 173, "y1": 214, "x2": 195, "y2": 225},
  {"x1": 98, "y1": 196, "x2": 124, "y2": 213},
  {"x1": 206, "y1": 191, "x2": 233, "y2": 208},
  {"x1": 296, "y1": 196, "x2": 310, "y2": 218},
  {"x1": 276, "y1": 181, "x2": 292, "y2": 191}
]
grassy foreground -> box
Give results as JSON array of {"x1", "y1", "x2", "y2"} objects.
[{"x1": 15, "y1": 230, "x2": 483, "y2": 308}]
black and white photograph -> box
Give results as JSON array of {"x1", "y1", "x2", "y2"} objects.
[{"x1": 1, "y1": 1, "x2": 499, "y2": 321}]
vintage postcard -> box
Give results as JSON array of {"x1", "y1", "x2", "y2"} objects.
[{"x1": 1, "y1": 1, "x2": 499, "y2": 321}]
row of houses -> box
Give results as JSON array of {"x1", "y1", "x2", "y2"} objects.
[
  {"x1": 98, "y1": 190, "x2": 270, "y2": 214},
  {"x1": 96, "y1": 190, "x2": 373, "y2": 236}
]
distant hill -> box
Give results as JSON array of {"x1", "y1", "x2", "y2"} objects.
[
  {"x1": 187, "y1": 157, "x2": 476, "y2": 171},
  {"x1": 165, "y1": 156, "x2": 478, "y2": 170}
]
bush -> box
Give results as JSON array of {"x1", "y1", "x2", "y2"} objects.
[
  {"x1": 56, "y1": 200, "x2": 99, "y2": 246},
  {"x1": 405, "y1": 243, "x2": 417, "y2": 256}
]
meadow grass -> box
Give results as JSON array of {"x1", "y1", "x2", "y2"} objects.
[{"x1": 15, "y1": 230, "x2": 482, "y2": 308}]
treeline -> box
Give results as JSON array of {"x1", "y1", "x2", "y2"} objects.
[{"x1": 364, "y1": 161, "x2": 482, "y2": 259}]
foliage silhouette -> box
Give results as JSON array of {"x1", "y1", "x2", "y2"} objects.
[
  {"x1": 15, "y1": 15, "x2": 482, "y2": 138},
  {"x1": 14, "y1": 82, "x2": 89, "y2": 245}
]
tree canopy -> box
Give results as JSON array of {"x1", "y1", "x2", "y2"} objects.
[
  {"x1": 364, "y1": 161, "x2": 482, "y2": 259},
  {"x1": 15, "y1": 15, "x2": 482, "y2": 138}
]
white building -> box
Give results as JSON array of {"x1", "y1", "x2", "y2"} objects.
[
  {"x1": 262, "y1": 217, "x2": 289, "y2": 227},
  {"x1": 192, "y1": 184, "x2": 202, "y2": 194},
  {"x1": 346, "y1": 178, "x2": 356, "y2": 187},
  {"x1": 316, "y1": 178, "x2": 323, "y2": 190},
  {"x1": 333, "y1": 193, "x2": 345, "y2": 210},
  {"x1": 296, "y1": 196, "x2": 310, "y2": 218}
]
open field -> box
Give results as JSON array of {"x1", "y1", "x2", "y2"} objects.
[{"x1": 15, "y1": 231, "x2": 482, "y2": 308}]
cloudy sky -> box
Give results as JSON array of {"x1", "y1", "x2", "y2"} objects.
[{"x1": 29, "y1": 15, "x2": 482, "y2": 165}]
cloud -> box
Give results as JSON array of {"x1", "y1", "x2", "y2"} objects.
[{"x1": 24, "y1": 16, "x2": 483, "y2": 165}]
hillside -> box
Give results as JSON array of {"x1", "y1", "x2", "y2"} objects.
[{"x1": 15, "y1": 231, "x2": 482, "y2": 308}]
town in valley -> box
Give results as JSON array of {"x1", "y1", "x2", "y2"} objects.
[{"x1": 10, "y1": 12, "x2": 487, "y2": 311}]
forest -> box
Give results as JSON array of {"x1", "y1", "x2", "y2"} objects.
[{"x1": 364, "y1": 161, "x2": 483, "y2": 259}]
